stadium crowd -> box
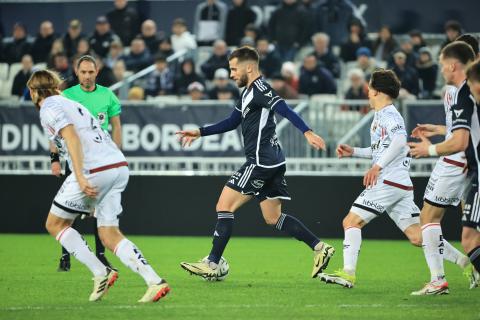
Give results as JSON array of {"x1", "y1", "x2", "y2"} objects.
[{"x1": 0, "y1": 0, "x2": 474, "y2": 103}]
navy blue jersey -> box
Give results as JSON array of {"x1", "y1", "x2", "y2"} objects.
[
  {"x1": 451, "y1": 81, "x2": 480, "y2": 173},
  {"x1": 236, "y1": 77, "x2": 286, "y2": 167}
]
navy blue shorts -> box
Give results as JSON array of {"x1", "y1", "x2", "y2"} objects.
[
  {"x1": 226, "y1": 162, "x2": 291, "y2": 202},
  {"x1": 462, "y1": 172, "x2": 480, "y2": 231}
]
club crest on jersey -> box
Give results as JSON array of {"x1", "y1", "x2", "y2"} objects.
[
  {"x1": 251, "y1": 179, "x2": 265, "y2": 189},
  {"x1": 454, "y1": 109, "x2": 464, "y2": 118},
  {"x1": 97, "y1": 112, "x2": 106, "y2": 124},
  {"x1": 264, "y1": 91, "x2": 273, "y2": 98}
]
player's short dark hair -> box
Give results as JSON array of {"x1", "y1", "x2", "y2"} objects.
[
  {"x1": 369, "y1": 68, "x2": 401, "y2": 99},
  {"x1": 76, "y1": 55, "x2": 97, "y2": 69},
  {"x1": 229, "y1": 46, "x2": 259, "y2": 64},
  {"x1": 456, "y1": 34, "x2": 479, "y2": 56},
  {"x1": 466, "y1": 59, "x2": 480, "y2": 83},
  {"x1": 441, "y1": 41, "x2": 476, "y2": 65}
]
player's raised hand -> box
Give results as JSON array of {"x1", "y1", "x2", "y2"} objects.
[
  {"x1": 363, "y1": 164, "x2": 381, "y2": 188},
  {"x1": 408, "y1": 133, "x2": 432, "y2": 158},
  {"x1": 176, "y1": 129, "x2": 201, "y2": 148},
  {"x1": 336, "y1": 144, "x2": 353, "y2": 158},
  {"x1": 411, "y1": 123, "x2": 440, "y2": 138},
  {"x1": 78, "y1": 175, "x2": 98, "y2": 198},
  {"x1": 51, "y1": 161, "x2": 62, "y2": 177},
  {"x1": 304, "y1": 131, "x2": 326, "y2": 151}
]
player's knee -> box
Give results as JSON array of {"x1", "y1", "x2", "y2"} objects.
[{"x1": 342, "y1": 216, "x2": 363, "y2": 229}]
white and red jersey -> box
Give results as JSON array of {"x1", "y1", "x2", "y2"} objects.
[
  {"x1": 442, "y1": 85, "x2": 466, "y2": 164},
  {"x1": 370, "y1": 104, "x2": 412, "y2": 186},
  {"x1": 40, "y1": 95, "x2": 126, "y2": 171}
]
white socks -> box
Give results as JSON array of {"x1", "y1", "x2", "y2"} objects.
[
  {"x1": 443, "y1": 239, "x2": 470, "y2": 268},
  {"x1": 421, "y1": 223, "x2": 445, "y2": 281},
  {"x1": 343, "y1": 227, "x2": 362, "y2": 275},
  {"x1": 114, "y1": 238, "x2": 162, "y2": 286},
  {"x1": 56, "y1": 227, "x2": 107, "y2": 277}
]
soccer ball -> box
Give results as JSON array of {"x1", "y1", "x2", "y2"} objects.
[{"x1": 203, "y1": 256, "x2": 229, "y2": 281}]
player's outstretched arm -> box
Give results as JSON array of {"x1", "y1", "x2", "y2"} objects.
[
  {"x1": 60, "y1": 125, "x2": 97, "y2": 197},
  {"x1": 411, "y1": 123, "x2": 446, "y2": 138},
  {"x1": 408, "y1": 129, "x2": 469, "y2": 158}
]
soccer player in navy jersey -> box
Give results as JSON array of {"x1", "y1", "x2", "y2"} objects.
[{"x1": 177, "y1": 46, "x2": 335, "y2": 280}]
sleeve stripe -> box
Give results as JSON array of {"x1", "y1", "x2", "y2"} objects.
[
  {"x1": 451, "y1": 125, "x2": 471, "y2": 131},
  {"x1": 254, "y1": 80, "x2": 268, "y2": 92}
]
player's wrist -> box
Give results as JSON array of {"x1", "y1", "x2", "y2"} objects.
[
  {"x1": 50, "y1": 152, "x2": 60, "y2": 163},
  {"x1": 428, "y1": 144, "x2": 438, "y2": 156}
]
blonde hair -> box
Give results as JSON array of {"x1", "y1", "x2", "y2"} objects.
[{"x1": 27, "y1": 69, "x2": 62, "y2": 102}]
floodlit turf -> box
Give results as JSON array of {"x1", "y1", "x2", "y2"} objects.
[{"x1": 0, "y1": 234, "x2": 478, "y2": 320}]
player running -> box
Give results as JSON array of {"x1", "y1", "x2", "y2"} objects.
[
  {"x1": 176, "y1": 46, "x2": 335, "y2": 280},
  {"x1": 409, "y1": 41, "x2": 480, "y2": 294},
  {"x1": 28, "y1": 69, "x2": 169, "y2": 302},
  {"x1": 317, "y1": 69, "x2": 466, "y2": 289}
]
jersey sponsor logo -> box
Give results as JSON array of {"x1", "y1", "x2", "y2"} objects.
[
  {"x1": 390, "y1": 124, "x2": 404, "y2": 134},
  {"x1": 454, "y1": 109, "x2": 464, "y2": 118},
  {"x1": 251, "y1": 179, "x2": 265, "y2": 189},
  {"x1": 371, "y1": 140, "x2": 381, "y2": 150},
  {"x1": 64, "y1": 200, "x2": 91, "y2": 212},
  {"x1": 434, "y1": 196, "x2": 459, "y2": 205},
  {"x1": 361, "y1": 199, "x2": 385, "y2": 212}
]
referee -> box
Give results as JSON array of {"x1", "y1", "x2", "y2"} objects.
[{"x1": 51, "y1": 55, "x2": 123, "y2": 271}]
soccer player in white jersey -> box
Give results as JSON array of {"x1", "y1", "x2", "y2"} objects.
[
  {"x1": 410, "y1": 41, "x2": 480, "y2": 294},
  {"x1": 317, "y1": 69, "x2": 466, "y2": 289},
  {"x1": 27, "y1": 70, "x2": 170, "y2": 302}
]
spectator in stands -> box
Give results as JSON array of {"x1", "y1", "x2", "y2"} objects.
[
  {"x1": 187, "y1": 81, "x2": 206, "y2": 100},
  {"x1": 11, "y1": 54, "x2": 33, "y2": 97},
  {"x1": 200, "y1": 39, "x2": 230, "y2": 80},
  {"x1": 105, "y1": 40, "x2": 124, "y2": 69},
  {"x1": 298, "y1": 54, "x2": 336, "y2": 96},
  {"x1": 208, "y1": 68, "x2": 240, "y2": 100},
  {"x1": 96, "y1": 56, "x2": 116, "y2": 87},
  {"x1": 243, "y1": 23, "x2": 259, "y2": 44},
  {"x1": 171, "y1": 18, "x2": 197, "y2": 54},
  {"x1": 107, "y1": 0, "x2": 140, "y2": 47},
  {"x1": 122, "y1": 37, "x2": 153, "y2": 72},
  {"x1": 373, "y1": 25, "x2": 398, "y2": 62},
  {"x1": 90, "y1": 16, "x2": 121, "y2": 58},
  {"x1": 47, "y1": 39, "x2": 65, "y2": 69},
  {"x1": 158, "y1": 37, "x2": 174, "y2": 57},
  {"x1": 441, "y1": 20, "x2": 462, "y2": 49},
  {"x1": 340, "y1": 18, "x2": 372, "y2": 62},
  {"x1": 52, "y1": 52, "x2": 75, "y2": 89},
  {"x1": 194, "y1": 0, "x2": 228, "y2": 46},
  {"x1": 175, "y1": 58, "x2": 204, "y2": 95},
  {"x1": 140, "y1": 20, "x2": 161, "y2": 55},
  {"x1": 270, "y1": 72, "x2": 298, "y2": 99},
  {"x1": 112, "y1": 60, "x2": 129, "y2": 100},
  {"x1": 3, "y1": 22, "x2": 33, "y2": 64},
  {"x1": 63, "y1": 19, "x2": 85, "y2": 59},
  {"x1": 76, "y1": 38, "x2": 93, "y2": 57},
  {"x1": 416, "y1": 47, "x2": 438, "y2": 99},
  {"x1": 344, "y1": 68, "x2": 368, "y2": 100},
  {"x1": 128, "y1": 86, "x2": 145, "y2": 100},
  {"x1": 216, "y1": 87, "x2": 236, "y2": 100},
  {"x1": 225, "y1": 0, "x2": 256, "y2": 46},
  {"x1": 281, "y1": 61, "x2": 299, "y2": 92},
  {"x1": 353, "y1": 47, "x2": 376, "y2": 80},
  {"x1": 145, "y1": 54, "x2": 175, "y2": 96},
  {"x1": 268, "y1": 0, "x2": 309, "y2": 62},
  {"x1": 310, "y1": 32, "x2": 340, "y2": 78},
  {"x1": 409, "y1": 29, "x2": 426, "y2": 54},
  {"x1": 389, "y1": 37, "x2": 417, "y2": 69},
  {"x1": 31, "y1": 20, "x2": 56, "y2": 63},
  {"x1": 315, "y1": 0, "x2": 355, "y2": 46},
  {"x1": 392, "y1": 50, "x2": 419, "y2": 98},
  {"x1": 257, "y1": 37, "x2": 282, "y2": 79}
]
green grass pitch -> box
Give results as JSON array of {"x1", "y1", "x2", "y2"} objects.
[{"x1": 0, "y1": 234, "x2": 478, "y2": 320}]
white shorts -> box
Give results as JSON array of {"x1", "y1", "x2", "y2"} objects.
[
  {"x1": 350, "y1": 180, "x2": 420, "y2": 232},
  {"x1": 50, "y1": 166, "x2": 129, "y2": 227},
  {"x1": 424, "y1": 158, "x2": 467, "y2": 207}
]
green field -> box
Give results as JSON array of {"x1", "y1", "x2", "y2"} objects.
[{"x1": 0, "y1": 234, "x2": 478, "y2": 320}]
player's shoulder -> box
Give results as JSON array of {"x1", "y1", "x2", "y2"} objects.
[
  {"x1": 252, "y1": 77, "x2": 273, "y2": 94},
  {"x1": 381, "y1": 104, "x2": 402, "y2": 118}
]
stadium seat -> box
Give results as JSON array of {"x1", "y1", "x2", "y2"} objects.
[
  {"x1": 0, "y1": 63, "x2": 9, "y2": 80},
  {"x1": 8, "y1": 63, "x2": 23, "y2": 81}
]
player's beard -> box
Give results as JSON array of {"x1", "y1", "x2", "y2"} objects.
[{"x1": 237, "y1": 73, "x2": 248, "y2": 88}]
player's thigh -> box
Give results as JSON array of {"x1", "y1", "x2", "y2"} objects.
[
  {"x1": 388, "y1": 192, "x2": 421, "y2": 234},
  {"x1": 349, "y1": 183, "x2": 395, "y2": 227},
  {"x1": 259, "y1": 198, "x2": 282, "y2": 225},
  {"x1": 45, "y1": 212, "x2": 74, "y2": 236},
  {"x1": 95, "y1": 167, "x2": 129, "y2": 229},
  {"x1": 216, "y1": 185, "x2": 252, "y2": 212}
]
